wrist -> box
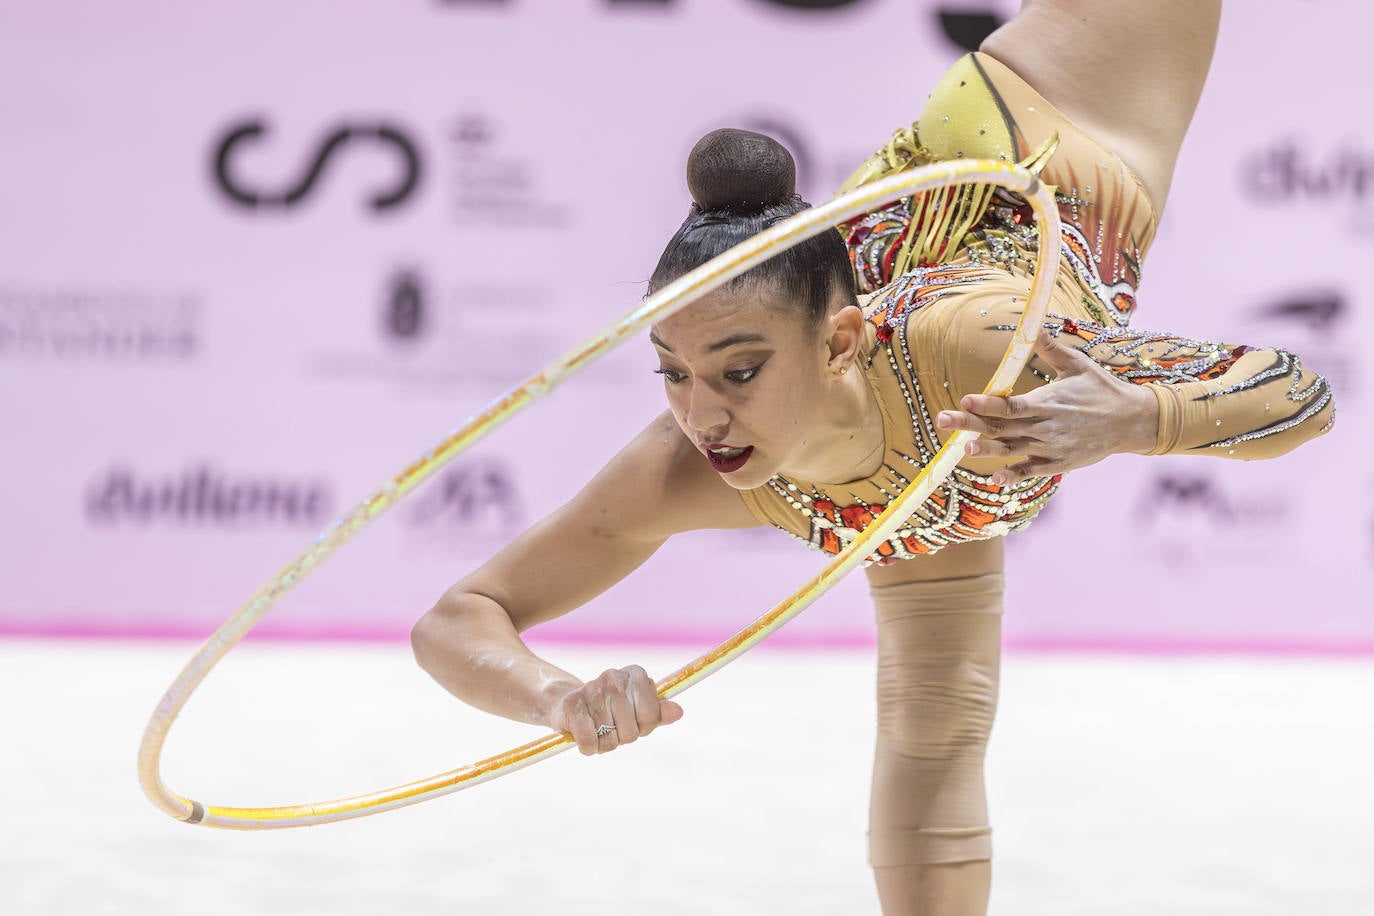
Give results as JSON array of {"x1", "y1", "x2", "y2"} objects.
[
  {"x1": 1129, "y1": 384, "x2": 1162, "y2": 455},
  {"x1": 536, "y1": 675, "x2": 584, "y2": 728}
]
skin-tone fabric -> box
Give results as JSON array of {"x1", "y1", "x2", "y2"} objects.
[{"x1": 869, "y1": 573, "x2": 1004, "y2": 867}]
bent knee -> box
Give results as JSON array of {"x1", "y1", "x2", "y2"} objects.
[{"x1": 877, "y1": 659, "x2": 999, "y2": 760}]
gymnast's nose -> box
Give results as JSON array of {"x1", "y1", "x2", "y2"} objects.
[{"x1": 683, "y1": 381, "x2": 730, "y2": 436}]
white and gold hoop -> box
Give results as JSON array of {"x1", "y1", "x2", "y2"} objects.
[{"x1": 139, "y1": 158, "x2": 1061, "y2": 829}]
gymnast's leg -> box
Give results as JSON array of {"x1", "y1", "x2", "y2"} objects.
[{"x1": 867, "y1": 572, "x2": 1004, "y2": 916}]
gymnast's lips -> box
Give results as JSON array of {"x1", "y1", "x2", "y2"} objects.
[{"x1": 702, "y1": 444, "x2": 754, "y2": 473}]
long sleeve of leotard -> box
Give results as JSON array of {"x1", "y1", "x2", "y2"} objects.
[{"x1": 924, "y1": 294, "x2": 1336, "y2": 462}]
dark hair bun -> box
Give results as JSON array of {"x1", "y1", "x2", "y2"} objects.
[{"x1": 687, "y1": 128, "x2": 797, "y2": 215}]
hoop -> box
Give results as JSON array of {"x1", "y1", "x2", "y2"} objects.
[{"x1": 139, "y1": 159, "x2": 1062, "y2": 829}]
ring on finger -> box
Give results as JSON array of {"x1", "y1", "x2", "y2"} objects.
[{"x1": 595, "y1": 723, "x2": 616, "y2": 737}]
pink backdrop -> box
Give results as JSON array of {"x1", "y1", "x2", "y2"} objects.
[{"x1": 0, "y1": 1, "x2": 1366, "y2": 651}]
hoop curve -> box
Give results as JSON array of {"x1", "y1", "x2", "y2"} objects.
[{"x1": 139, "y1": 160, "x2": 1062, "y2": 829}]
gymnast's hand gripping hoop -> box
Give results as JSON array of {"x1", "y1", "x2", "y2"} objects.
[{"x1": 138, "y1": 158, "x2": 1062, "y2": 829}]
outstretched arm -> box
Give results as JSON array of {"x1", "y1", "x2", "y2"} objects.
[
  {"x1": 937, "y1": 320, "x2": 1335, "y2": 486},
  {"x1": 411, "y1": 411, "x2": 756, "y2": 753}
]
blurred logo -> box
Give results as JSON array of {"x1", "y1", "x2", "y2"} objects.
[
  {"x1": 439, "y1": 0, "x2": 871, "y2": 10},
  {"x1": 448, "y1": 113, "x2": 571, "y2": 226},
  {"x1": 403, "y1": 459, "x2": 525, "y2": 538},
  {"x1": 751, "y1": 0, "x2": 867, "y2": 8},
  {"x1": 1252, "y1": 291, "x2": 1345, "y2": 331},
  {"x1": 86, "y1": 465, "x2": 333, "y2": 527},
  {"x1": 383, "y1": 270, "x2": 427, "y2": 342},
  {"x1": 310, "y1": 269, "x2": 559, "y2": 388},
  {"x1": 212, "y1": 118, "x2": 423, "y2": 213},
  {"x1": 1135, "y1": 473, "x2": 1291, "y2": 565},
  {"x1": 0, "y1": 286, "x2": 202, "y2": 362},
  {"x1": 1246, "y1": 289, "x2": 1357, "y2": 399},
  {"x1": 1139, "y1": 474, "x2": 1245, "y2": 523},
  {"x1": 1242, "y1": 139, "x2": 1374, "y2": 234},
  {"x1": 935, "y1": 6, "x2": 1007, "y2": 53}
]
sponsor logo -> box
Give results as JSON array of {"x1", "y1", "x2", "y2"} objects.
[
  {"x1": 86, "y1": 465, "x2": 333, "y2": 527},
  {"x1": 310, "y1": 268, "x2": 559, "y2": 387},
  {"x1": 1248, "y1": 289, "x2": 1357, "y2": 400},
  {"x1": 1253, "y1": 291, "x2": 1344, "y2": 331},
  {"x1": 448, "y1": 113, "x2": 571, "y2": 226},
  {"x1": 0, "y1": 286, "x2": 202, "y2": 362},
  {"x1": 211, "y1": 118, "x2": 423, "y2": 213},
  {"x1": 1134, "y1": 472, "x2": 1292, "y2": 565},
  {"x1": 441, "y1": 0, "x2": 870, "y2": 9},
  {"x1": 1242, "y1": 139, "x2": 1374, "y2": 233},
  {"x1": 1138, "y1": 474, "x2": 1289, "y2": 525},
  {"x1": 935, "y1": 6, "x2": 1008, "y2": 53},
  {"x1": 402, "y1": 459, "x2": 525, "y2": 540},
  {"x1": 383, "y1": 270, "x2": 427, "y2": 343}
]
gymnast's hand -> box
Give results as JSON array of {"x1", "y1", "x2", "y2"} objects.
[
  {"x1": 547, "y1": 665, "x2": 684, "y2": 756},
  {"x1": 935, "y1": 330, "x2": 1159, "y2": 486}
]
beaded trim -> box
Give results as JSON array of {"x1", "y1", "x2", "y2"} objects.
[{"x1": 758, "y1": 266, "x2": 1062, "y2": 565}]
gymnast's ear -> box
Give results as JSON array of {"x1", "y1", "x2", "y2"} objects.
[{"x1": 824, "y1": 301, "x2": 867, "y2": 373}]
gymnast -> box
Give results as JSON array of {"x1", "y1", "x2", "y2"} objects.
[{"x1": 411, "y1": 2, "x2": 1334, "y2": 913}]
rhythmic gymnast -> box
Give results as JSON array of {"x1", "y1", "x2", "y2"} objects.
[{"x1": 411, "y1": 3, "x2": 1334, "y2": 913}]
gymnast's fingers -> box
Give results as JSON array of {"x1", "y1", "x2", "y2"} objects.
[
  {"x1": 960, "y1": 391, "x2": 1035, "y2": 421},
  {"x1": 1033, "y1": 328, "x2": 1095, "y2": 377},
  {"x1": 605, "y1": 673, "x2": 639, "y2": 746},
  {"x1": 964, "y1": 436, "x2": 1036, "y2": 460},
  {"x1": 936, "y1": 407, "x2": 992, "y2": 436},
  {"x1": 936, "y1": 396, "x2": 1035, "y2": 440},
  {"x1": 991, "y1": 455, "x2": 1061, "y2": 487},
  {"x1": 625, "y1": 665, "x2": 660, "y2": 737},
  {"x1": 555, "y1": 692, "x2": 600, "y2": 756},
  {"x1": 624, "y1": 665, "x2": 683, "y2": 738},
  {"x1": 583, "y1": 676, "x2": 620, "y2": 754}
]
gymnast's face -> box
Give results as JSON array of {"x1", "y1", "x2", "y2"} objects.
[{"x1": 650, "y1": 288, "x2": 837, "y2": 490}]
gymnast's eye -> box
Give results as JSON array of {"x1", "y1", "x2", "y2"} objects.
[
  {"x1": 725, "y1": 365, "x2": 761, "y2": 385},
  {"x1": 654, "y1": 367, "x2": 686, "y2": 384}
]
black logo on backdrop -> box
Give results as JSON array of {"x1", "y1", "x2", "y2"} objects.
[
  {"x1": 441, "y1": 0, "x2": 1009, "y2": 41},
  {"x1": 447, "y1": 113, "x2": 570, "y2": 225},
  {"x1": 384, "y1": 270, "x2": 427, "y2": 341},
  {"x1": 937, "y1": 8, "x2": 1006, "y2": 52},
  {"x1": 1243, "y1": 140, "x2": 1374, "y2": 206},
  {"x1": 1247, "y1": 289, "x2": 1357, "y2": 397},
  {"x1": 444, "y1": 0, "x2": 870, "y2": 8},
  {"x1": 739, "y1": 0, "x2": 867, "y2": 8},
  {"x1": 1136, "y1": 473, "x2": 1289, "y2": 528},
  {"x1": 1253, "y1": 292, "x2": 1346, "y2": 331},
  {"x1": 404, "y1": 460, "x2": 525, "y2": 536},
  {"x1": 0, "y1": 286, "x2": 201, "y2": 362},
  {"x1": 86, "y1": 465, "x2": 333, "y2": 527},
  {"x1": 213, "y1": 119, "x2": 422, "y2": 212}
]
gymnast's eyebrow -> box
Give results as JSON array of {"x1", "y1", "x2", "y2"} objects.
[{"x1": 649, "y1": 331, "x2": 769, "y2": 354}]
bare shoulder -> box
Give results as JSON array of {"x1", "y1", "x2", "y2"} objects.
[
  {"x1": 582, "y1": 410, "x2": 761, "y2": 540},
  {"x1": 980, "y1": 0, "x2": 1221, "y2": 213}
]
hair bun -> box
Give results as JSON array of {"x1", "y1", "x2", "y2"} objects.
[{"x1": 687, "y1": 128, "x2": 797, "y2": 215}]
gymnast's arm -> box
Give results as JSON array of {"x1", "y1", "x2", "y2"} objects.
[
  {"x1": 410, "y1": 410, "x2": 757, "y2": 754},
  {"x1": 937, "y1": 314, "x2": 1336, "y2": 485}
]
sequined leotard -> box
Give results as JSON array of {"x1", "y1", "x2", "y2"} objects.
[{"x1": 737, "y1": 53, "x2": 1335, "y2": 563}]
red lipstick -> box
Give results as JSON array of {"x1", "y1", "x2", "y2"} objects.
[{"x1": 704, "y1": 445, "x2": 754, "y2": 473}]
